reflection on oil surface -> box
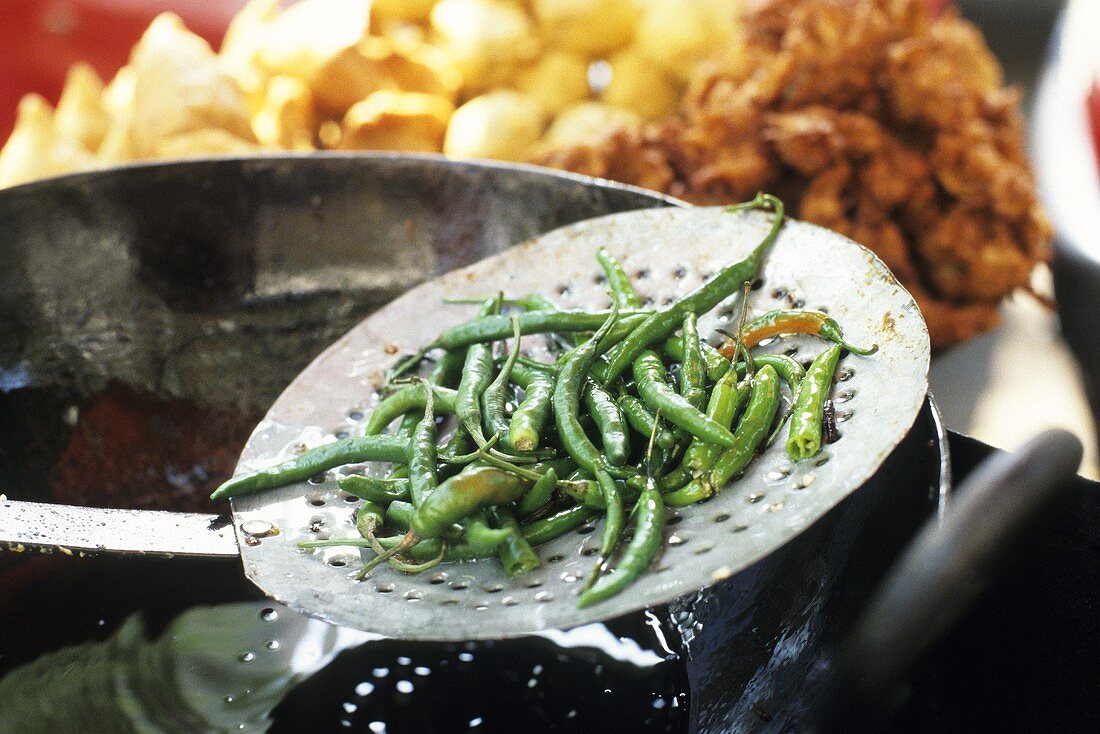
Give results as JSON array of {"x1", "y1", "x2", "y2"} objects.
[{"x1": 0, "y1": 555, "x2": 688, "y2": 733}]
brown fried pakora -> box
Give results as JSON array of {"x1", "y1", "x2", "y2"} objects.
[{"x1": 531, "y1": 0, "x2": 1051, "y2": 349}]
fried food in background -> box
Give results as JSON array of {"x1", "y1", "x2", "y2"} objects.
[
  {"x1": 532, "y1": 0, "x2": 1050, "y2": 348},
  {"x1": 0, "y1": 0, "x2": 1049, "y2": 348},
  {"x1": 0, "y1": 0, "x2": 740, "y2": 185}
]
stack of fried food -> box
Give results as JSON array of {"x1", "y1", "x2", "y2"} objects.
[
  {"x1": 0, "y1": 0, "x2": 1049, "y2": 348},
  {"x1": 0, "y1": 0, "x2": 736, "y2": 183},
  {"x1": 534, "y1": 0, "x2": 1051, "y2": 347}
]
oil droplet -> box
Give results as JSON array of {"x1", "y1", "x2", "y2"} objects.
[
  {"x1": 239, "y1": 652, "x2": 256, "y2": 663},
  {"x1": 469, "y1": 717, "x2": 484, "y2": 728},
  {"x1": 265, "y1": 640, "x2": 280, "y2": 650},
  {"x1": 396, "y1": 680, "x2": 414, "y2": 694},
  {"x1": 240, "y1": 519, "x2": 278, "y2": 538},
  {"x1": 368, "y1": 722, "x2": 386, "y2": 734},
  {"x1": 343, "y1": 702, "x2": 358, "y2": 714},
  {"x1": 414, "y1": 666, "x2": 431, "y2": 676},
  {"x1": 396, "y1": 656, "x2": 412, "y2": 665},
  {"x1": 355, "y1": 681, "x2": 375, "y2": 696},
  {"x1": 458, "y1": 652, "x2": 474, "y2": 662},
  {"x1": 372, "y1": 667, "x2": 389, "y2": 678},
  {"x1": 259, "y1": 608, "x2": 278, "y2": 622}
]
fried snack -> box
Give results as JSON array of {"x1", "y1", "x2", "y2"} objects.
[
  {"x1": 155, "y1": 129, "x2": 261, "y2": 157},
  {"x1": 513, "y1": 51, "x2": 591, "y2": 114},
  {"x1": 633, "y1": 0, "x2": 743, "y2": 82},
  {"x1": 372, "y1": 0, "x2": 438, "y2": 23},
  {"x1": 337, "y1": 90, "x2": 454, "y2": 151},
  {"x1": 129, "y1": 14, "x2": 256, "y2": 157},
  {"x1": 603, "y1": 50, "x2": 679, "y2": 120},
  {"x1": 538, "y1": 102, "x2": 643, "y2": 151},
  {"x1": 54, "y1": 63, "x2": 109, "y2": 153},
  {"x1": 531, "y1": 0, "x2": 638, "y2": 57},
  {"x1": 429, "y1": 0, "x2": 539, "y2": 91},
  {"x1": 444, "y1": 90, "x2": 547, "y2": 161},
  {"x1": 252, "y1": 75, "x2": 316, "y2": 150},
  {"x1": 253, "y1": 0, "x2": 370, "y2": 82},
  {"x1": 533, "y1": 0, "x2": 1050, "y2": 348},
  {"x1": 0, "y1": 0, "x2": 1051, "y2": 349},
  {"x1": 0, "y1": 95, "x2": 89, "y2": 187}
]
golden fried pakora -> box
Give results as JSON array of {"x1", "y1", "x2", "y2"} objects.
[{"x1": 532, "y1": 0, "x2": 1051, "y2": 348}]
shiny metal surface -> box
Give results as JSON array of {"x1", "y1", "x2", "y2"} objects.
[
  {"x1": 0, "y1": 498, "x2": 237, "y2": 557},
  {"x1": 234, "y1": 207, "x2": 930, "y2": 639}
]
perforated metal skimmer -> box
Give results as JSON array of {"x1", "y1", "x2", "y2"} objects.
[{"x1": 231, "y1": 207, "x2": 930, "y2": 640}]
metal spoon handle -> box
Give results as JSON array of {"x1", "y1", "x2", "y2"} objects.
[
  {"x1": 816, "y1": 429, "x2": 1084, "y2": 732},
  {"x1": 0, "y1": 499, "x2": 239, "y2": 558}
]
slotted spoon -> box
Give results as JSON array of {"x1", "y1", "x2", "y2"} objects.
[{"x1": 0, "y1": 206, "x2": 929, "y2": 639}]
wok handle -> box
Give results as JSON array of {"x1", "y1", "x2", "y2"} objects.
[
  {"x1": 0, "y1": 499, "x2": 239, "y2": 558},
  {"x1": 815, "y1": 429, "x2": 1083, "y2": 732}
]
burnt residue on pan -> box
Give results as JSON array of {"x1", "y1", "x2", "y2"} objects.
[{"x1": 47, "y1": 382, "x2": 257, "y2": 512}]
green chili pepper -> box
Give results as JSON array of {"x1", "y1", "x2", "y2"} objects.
[
  {"x1": 662, "y1": 336, "x2": 731, "y2": 381},
  {"x1": 407, "y1": 379, "x2": 438, "y2": 506},
  {"x1": 553, "y1": 309, "x2": 621, "y2": 476},
  {"x1": 456, "y1": 343, "x2": 494, "y2": 443},
  {"x1": 428, "y1": 349, "x2": 465, "y2": 388},
  {"x1": 481, "y1": 315, "x2": 522, "y2": 443},
  {"x1": 354, "y1": 501, "x2": 385, "y2": 540},
  {"x1": 657, "y1": 368, "x2": 749, "y2": 491},
  {"x1": 787, "y1": 344, "x2": 842, "y2": 461},
  {"x1": 466, "y1": 512, "x2": 513, "y2": 548},
  {"x1": 679, "y1": 313, "x2": 707, "y2": 411},
  {"x1": 744, "y1": 354, "x2": 806, "y2": 391},
  {"x1": 210, "y1": 435, "x2": 409, "y2": 500},
  {"x1": 384, "y1": 500, "x2": 460, "y2": 542},
  {"x1": 364, "y1": 384, "x2": 457, "y2": 436},
  {"x1": 339, "y1": 474, "x2": 410, "y2": 505},
  {"x1": 515, "y1": 467, "x2": 559, "y2": 519},
  {"x1": 506, "y1": 365, "x2": 555, "y2": 453},
  {"x1": 489, "y1": 506, "x2": 541, "y2": 576},
  {"x1": 514, "y1": 356, "x2": 559, "y2": 375},
  {"x1": 577, "y1": 479, "x2": 665, "y2": 608},
  {"x1": 683, "y1": 373, "x2": 751, "y2": 475},
  {"x1": 632, "y1": 349, "x2": 736, "y2": 448},
  {"x1": 371, "y1": 534, "x2": 499, "y2": 563},
  {"x1": 596, "y1": 247, "x2": 643, "y2": 310},
  {"x1": 444, "y1": 294, "x2": 559, "y2": 311},
  {"x1": 521, "y1": 505, "x2": 596, "y2": 545},
  {"x1": 618, "y1": 395, "x2": 678, "y2": 451},
  {"x1": 601, "y1": 193, "x2": 784, "y2": 382},
  {"x1": 409, "y1": 466, "x2": 529, "y2": 540},
  {"x1": 665, "y1": 364, "x2": 780, "y2": 507},
  {"x1": 453, "y1": 297, "x2": 501, "y2": 444},
  {"x1": 584, "y1": 379, "x2": 631, "y2": 466},
  {"x1": 552, "y1": 307, "x2": 627, "y2": 557},
  {"x1": 431, "y1": 309, "x2": 651, "y2": 351}
]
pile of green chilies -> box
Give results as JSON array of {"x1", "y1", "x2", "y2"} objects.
[{"x1": 211, "y1": 193, "x2": 877, "y2": 608}]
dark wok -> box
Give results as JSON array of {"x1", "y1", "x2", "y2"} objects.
[{"x1": 0, "y1": 155, "x2": 1086, "y2": 732}]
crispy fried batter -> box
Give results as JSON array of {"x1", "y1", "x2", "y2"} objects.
[{"x1": 531, "y1": 0, "x2": 1051, "y2": 348}]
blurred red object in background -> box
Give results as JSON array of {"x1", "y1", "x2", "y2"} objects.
[
  {"x1": 1089, "y1": 80, "x2": 1100, "y2": 177},
  {"x1": 0, "y1": 0, "x2": 245, "y2": 139}
]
